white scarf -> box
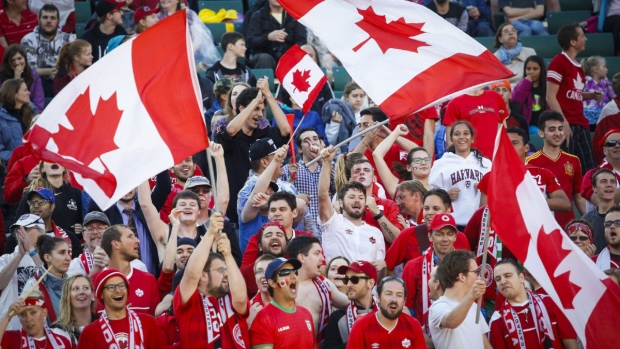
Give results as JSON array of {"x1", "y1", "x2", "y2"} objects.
[{"x1": 100, "y1": 308, "x2": 144, "y2": 349}]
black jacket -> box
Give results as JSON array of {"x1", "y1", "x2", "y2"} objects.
[
  {"x1": 246, "y1": 5, "x2": 307, "y2": 61},
  {"x1": 80, "y1": 22, "x2": 127, "y2": 64}
]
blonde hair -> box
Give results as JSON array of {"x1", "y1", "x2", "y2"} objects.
[
  {"x1": 26, "y1": 161, "x2": 71, "y2": 192},
  {"x1": 580, "y1": 55, "x2": 605, "y2": 77},
  {"x1": 334, "y1": 152, "x2": 365, "y2": 193},
  {"x1": 54, "y1": 275, "x2": 95, "y2": 335}
]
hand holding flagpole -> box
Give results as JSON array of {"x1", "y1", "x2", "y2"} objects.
[{"x1": 476, "y1": 211, "x2": 491, "y2": 324}]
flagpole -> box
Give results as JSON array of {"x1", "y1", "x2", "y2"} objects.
[
  {"x1": 476, "y1": 212, "x2": 492, "y2": 324},
  {"x1": 305, "y1": 119, "x2": 390, "y2": 167},
  {"x1": 205, "y1": 147, "x2": 223, "y2": 252},
  {"x1": 286, "y1": 112, "x2": 308, "y2": 181},
  {"x1": 8, "y1": 267, "x2": 51, "y2": 317}
]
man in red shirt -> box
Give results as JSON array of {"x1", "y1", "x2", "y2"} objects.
[
  {"x1": 173, "y1": 212, "x2": 250, "y2": 348},
  {"x1": 592, "y1": 206, "x2": 620, "y2": 269},
  {"x1": 347, "y1": 276, "x2": 426, "y2": 349},
  {"x1": 443, "y1": 88, "x2": 508, "y2": 158},
  {"x1": 490, "y1": 259, "x2": 578, "y2": 349},
  {"x1": 250, "y1": 257, "x2": 317, "y2": 348},
  {"x1": 0, "y1": 0, "x2": 37, "y2": 47},
  {"x1": 547, "y1": 23, "x2": 599, "y2": 173},
  {"x1": 96, "y1": 224, "x2": 160, "y2": 315},
  {"x1": 79, "y1": 268, "x2": 167, "y2": 348},
  {"x1": 527, "y1": 111, "x2": 586, "y2": 229},
  {"x1": 395, "y1": 106, "x2": 439, "y2": 158}
]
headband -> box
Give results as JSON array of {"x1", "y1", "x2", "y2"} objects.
[{"x1": 566, "y1": 222, "x2": 593, "y2": 242}]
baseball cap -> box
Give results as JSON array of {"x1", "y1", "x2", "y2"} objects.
[
  {"x1": 268, "y1": 181, "x2": 279, "y2": 193},
  {"x1": 265, "y1": 257, "x2": 302, "y2": 280},
  {"x1": 83, "y1": 211, "x2": 111, "y2": 226},
  {"x1": 338, "y1": 260, "x2": 378, "y2": 284},
  {"x1": 490, "y1": 80, "x2": 511, "y2": 92},
  {"x1": 26, "y1": 187, "x2": 55, "y2": 204},
  {"x1": 249, "y1": 138, "x2": 278, "y2": 162},
  {"x1": 10, "y1": 214, "x2": 45, "y2": 233},
  {"x1": 184, "y1": 176, "x2": 212, "y2": 190},
  {"x1": 429, "y1": 213, "x2": 457, "y2": 232},
  {"x1": 177, "y1": 237, "x2": 197, "y2": 248},
  {"x1": 95, "y1": 268, "x2": 130, "y2": 300},
  {"x1": 96, "y1": 0, "x2": 126, "y2": 17},
  {"x1": 134, "y1": 5, "x2": 159, "y2": 24}
]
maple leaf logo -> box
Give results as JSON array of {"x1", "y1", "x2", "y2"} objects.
[
  {"x1": 573, "y1": 73, "x2": 584, "y2": 90},
  {"x1": 353, "y1": 6, "x2": 429, "y2": 54},
  {"x1": 291, "y1": 69, "x2": 312, "y2": 93},
  {"x1": 536, "y1": 226, "x2": 582, "y2": 309}
]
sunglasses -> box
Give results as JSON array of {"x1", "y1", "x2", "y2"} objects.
[
  {"x1": 569, "y1": 235, "x2": 590, "y2": 242},
  {"x1": 278, "y1": 268, "x2": 298, "y2": 277},
  {"x1": 341, "y1": 276, "x2": 372, "y2": 285},
  {"x1": 605, "y1": 140, "x2": 620, "y2": 147},
  {"x1": 604, "y1": 220, "x2": 620, "y2": 228}
]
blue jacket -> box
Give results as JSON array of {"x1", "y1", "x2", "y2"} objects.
[{"x1": 0, "y1": 107, "x2": 24, "y2": 164}]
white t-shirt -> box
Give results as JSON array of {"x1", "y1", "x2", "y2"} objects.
[
  {"x1": 429, "y1": 295, "x2": 489, "y2": 349},
  {"x1": 318, "y1": 211, "x2": 385, "y2": 263}
]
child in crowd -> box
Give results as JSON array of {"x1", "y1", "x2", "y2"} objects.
[
  {"x1": 511, "y1": 55, "x2": 548, "y2": 133},
  {"x1": 582, "y1": 56, "x2": 616, "y2": 124}
]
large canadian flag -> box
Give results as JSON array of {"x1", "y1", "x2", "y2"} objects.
[
  {"x1": 24, "y1": 11, "x2": 209, "y2": 210},
  {"x1": 487, "y1": 127, "x2": 620, "y2": 348},
  {"x1": 278, "y1": 0, "x2": 514, "y2": 119},
  {"x1": 275, "y1": 44, "x2": 327, "y2": 114}
]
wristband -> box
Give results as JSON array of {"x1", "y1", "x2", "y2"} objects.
[
  {"x1": 28, "y1": 249, "x2": 37, "y2": 257},
  {"x1": 373, "y1": 212, "x2": 384, "y2": 221}
]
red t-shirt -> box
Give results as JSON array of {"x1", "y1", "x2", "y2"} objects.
[
  {"x1": 1, "y1": 329, "x2": 73, "y2": 349},
  {"x1": 78, "y1": 313, "x2": 167, "y2": 349},
  {"x1": 393, "y1": 107, "x2": 439, "y2": 146},
  {"x1": 489, "y1": 295, "x2": 577, "y2": 349},
  {"x1": 547, "y1": 52, "x2": 589, "y2": 129},
  {"x1": 346, "y1": 312, "x2": 426, "y2": 349},
  {"x1": 157, "y1": 269, "x2": 174, "y2": 300},
  {"x1": 402, "y1": 255, "x2": 427, "y2": 324},
  {"x1": 173, "y1": 288, "x2": 250, "y2": 348},
  {"x1": 443, "y1": 90, "x2": 508, "y2": 158},
  {"x1": 362, "y1": 196, "x2": 404, "y2": 249},
  {"x1": 364, "y1": 144, "x2": 408, "y2": 186},
  {"x1": 93, "y1": 267, "x2": 160, "y2": 315},
  {"x1": 241, "y1": 230, "x2": 314, "y2": 267},
  {"x1": 527, "y1": 150, "x2": 583, "y2": 229},
  {"x1": 249, "y1": 302, "x2": 316, "y2": 348},
  {"x1": 155, "y1": 312, "x2": 181, "y2": 349},
  {"x1": 0, "y1": 10, "x2": 38, "y2": 45}
]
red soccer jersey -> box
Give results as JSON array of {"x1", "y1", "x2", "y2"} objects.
[
  {"x1": 362, "y1": 196, "x2": 404, "y2": 248},
  {"x1": 489, "y1": 296, "x2": 577, "y2": 349},
  {"x1": 1, "y1": 329, "x2": 73, "y2": 349},
  {"x1": 364, "y1": 144, "x2": 408, "y2": 186},
  {"x1": 346, "y1": 312, "x2": 426, "y2": 349},
  {"x1": 442, "y1": 90, "x2": 508, "y2": 158},
  {"x1": 93, "y1": 267, "x2": 160, "y2": 315},
  {"x1": 547, "y1": 52, "x2": 589, "y2": 129},
  {"x1": 78, "y1": 312, "x2": 167, "y2": 349},
  {"x1": 173, "y1": 288, "x2": 250, "y2": 348},
  {"x1": 527, "y1": 150, "x2": 582, "y2": 229},
  {"x1": 249, "y1": 302, "x2": 316, "y2": 348},
  {"x1": 0, "y1": 10, "x2": 38, "y2": 45},
  {"x1": 394, "y1": 107, "x2": 439, "y2": 146},
  {"x1": 155, "y1": 311, "x2": 181, "y2": 349}
]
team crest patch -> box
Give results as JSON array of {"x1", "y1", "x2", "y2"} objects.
[
  {"x1": 402, "y1": 338, "x2": 411, "y2": 348},
  {"x1": 135, "y1": 288, "x2": 144, "y2": 297},
  {"x1": 345, "y1": 229, "x2": 353, "y2": 235},
  {"x1": 564, "y1": 162, "x2": 574, "y2": 176},
  {"x1": 369, "y1": 237, "x2": 376, "y2": 244},
  {"x1": 483, "y1": 263, "x2": 494, "y2": 288},
  {"x1": 67, "y1": 199, "x2": 77, "y2": 211},
  {"x1": 233, "y1": 324, "x2": 246, "y2": 348},
  {"x1": 305, "y1": 320, "x2": 312, "y2": 332}
]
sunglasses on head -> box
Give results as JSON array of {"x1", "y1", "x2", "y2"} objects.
[
  {"x1": 569, "y1": 235, "x2": 589, "y2": 242},
  {"x1": 604, "y1": 220, "x2": 620, "y2": 228},
  {"x1": 341, "y1": 275, "x2": 371, "y2": 285},
  {"x1": 605, "y1": 140, "x2": 620, "y2": 147},
  {"x1": 277, "y1": 268, "x2": 298, "y2": 277}
]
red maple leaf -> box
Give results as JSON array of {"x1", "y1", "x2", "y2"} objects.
[
  {"x1": 291, "y1": 69, "x2": 312, "y2": 93},
  {"x1": 353, "y1": 6, "x2": 429, "y2": 54},
  {"x1": 536, "y1": 226, "x2": 582, "y2": 309},
  {"x1": 52, "y1": 87, "x2": 123, "y2": 166}
]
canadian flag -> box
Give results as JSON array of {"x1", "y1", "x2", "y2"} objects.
[
  {"x1": 24, "y1": 11, "x2": 209, "y2": 210},
  {"x1": 487, "y1": 127, "x2": 620, "y2": 348},
  {"x1": 275, "y1": 44, "x2": 327, "y2": 114},
  {"x1": 279, "y1": 0, "x2": 514, "y2": 119}
]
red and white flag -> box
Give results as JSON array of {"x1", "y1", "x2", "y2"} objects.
[
  {"x1": 275, "y1": 44, "x2": 327, "y2": 114},
  {"x1": 279, "y1": 0, "x2": 514, "y2": 119},
  {"x1": 487, "y1": 127, "x2": 620, "y2": 348},
  {"x1": 24, "y1": 11, "x2": 209, "y2": 210}
]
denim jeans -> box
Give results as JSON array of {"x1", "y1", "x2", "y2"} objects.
[{"x1": 511, "y1": 19, "x2": 549, "y2": 36}]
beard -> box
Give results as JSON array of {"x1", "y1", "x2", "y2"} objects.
[
  {"x1": 207, "y1": 279, "x2": 229, "y2": 298},
  {"x1": 379, "y1": 302, "x2": 403, "y2": 320},
  {"x1": 39, "y1": 25, "x2": 57, "y2": 37},
  {"x1": 343, "y1": 204, "x2": 364, "y2": 219}
]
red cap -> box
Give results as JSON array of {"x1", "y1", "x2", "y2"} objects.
[
  {"x1": 338, "y1": 260, "x2": 377, "y2": 284},
  {"x1": 134, "y1": 5, "x2": 159, "y2": 24},
  {"x1": 23, "y1": 297, "x2": 45, "y2": 308},
  {"x1": 430, "y1": 213, "x2": 457, "y2": 232},
  {"x1": 600, "y1": 128, "x2": 620, "y2": 148},
  {"x1": 95, "y1": 268, "x2": 129, "y2": 300}
]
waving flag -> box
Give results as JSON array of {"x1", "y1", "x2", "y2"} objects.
[
  {"x1": 24, "y1": 10, "x2": 209, "y2": 210},
  {"x1": 487, "y1": 127, "x2": 620, "y2": 348},
  {"x1": 275, "y1": 44, "x2": 327, "y2": 114},
  {"x1": 278, "y1": 0, "x2": 514, "y2": 120}
]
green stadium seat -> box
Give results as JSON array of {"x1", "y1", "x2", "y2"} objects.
[
  {"x1": 198, "y1": 0, "x2": 243, "y2": 13},
  {"x1": 559, "y1": 0, "x2": 591, "y2": 11},
  {"x1": 493, "y1": 14, "x2": 505, "y2": 29},
  {"x1": 76, "y1": 23, "x2": 86, "y2": 38},
  {"x1": 604, "y1": 56, "x2": 620, "y2": 79},
  {"x1": 547, "y1": 11, "x2": 591, "y2": 34},
  {"x1": 581, "y1": 33, "x2": 614, "y2": 57},
  {"x1": 332, "y1": 66, "x2": 351, "y2": 92},
  {"x1": 475, "y1": 37, "x2": 495, "y2": 52},
  {"x1": 334, "y1": 90, "x2": 344, "y2": 99},
  {"x1": 251, "y1": 68, "x2": 275, "y2": 93},
  {"x1": 74, "y1": 2, "x2": 91, "y2": 24},
  {"x1": 519, "y1": 33, "x2": 613, "y2": 59}
]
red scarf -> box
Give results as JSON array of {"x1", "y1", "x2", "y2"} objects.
[
  {"x1": 100, "y1": 307, "x2": 144, "y2": 349},
  {"x1": 200, "y1": 293, "x2": 248, "y2": 349},
  {"x1": 52, "y1": 222, "x2": 72, "y2": 256},
  {"x1": 345, "y1": 299, "x2": 378, "y2": 332},
  {"x1": 500, "y1": 291, "x2": 554, "y2": 349},
  {"x1": 421, "y1": 246, "x2": 434, "y2": 330},
  {"x1": 34, "y1": 270, "x2": 57, "y2": 324},
  {"x1": 476, "y1": 206, "x2": 498, "y2": 300},
  {"x1": 21, "y1": 326, "x2": 64, "y2": 349},
  {"x1": 79, "y1": 250, "x2": 94, "y2": 275},
  {"x1": 312, "y1": 276, "x2": 332, "y2": 346}
]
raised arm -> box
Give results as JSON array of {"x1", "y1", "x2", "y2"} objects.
[
  {"x1": 258, "y1": 77, "x2": 290, "y2": 137},
  {"x1": 440, "y1": 280, "x2": 485, "y2": 329},
  {"x1": 225, "y1": 90, "x2": 263, "y2": 137},
  {"x1": 137, "y1": 180, "x2": 168, "y2": 262},
  {"x1": 0, "y1": 299, "x2": 22, "y2": 341},
  {"x1": 161, "y1": 209, "x2": 181, "y2": 274},
  {"x1": 319, "y1": 146, "x2": 337, "y2": 223},
  {"x1": 373, "y1": 125, "x2": 409, "y2": 198},
  {"x1": 210, "y1": 143, "x2": 229, "y2": 215},
  {"x1": 423, "y1": 118, "x2": 436, "y2": 160},
  {"x1": 327, "y1": 278, "x2": 349, "y2": 308},
  {"x1": 216, "y1": 228, "x2": 248, "y2": 315},
  {"x1": 179, "y1": 213, "x2": 220, "y2": 304}
]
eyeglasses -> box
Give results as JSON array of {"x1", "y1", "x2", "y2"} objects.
[
  {"x1": 342, "y1": 275, "x2": 372, "y2": 285},
  {"x1": 84, "y1": 226, "x2": 107, "y2": 234},
  {"x1": 605, "y1": 140, "x2": 620, "y2": 147},
  {"x1": 27, "y1": 199, "x2": 50, "y2": 207},
  {"x1": 103, "y1": 282, "x2": 127, "y2": 292},
  {"x1": 411, "y1": 157, "x2": 431, "y2": 165},
  {"x1": 395, "y1": 192, "x2": 413, "y2": 202},
  {"x1": 277, "y1": 268, "x2": 298, "y2": 277},
  {"x1": 467, "y1": 266, "x2": 482, "y2": 275},
  {"x1": 604, "y1": 220, "x2": 620, "y2": 228},
  {"x1": 502, "y1": 29, "x2": 517, "y2": 34},
  {"x1": 191, "y1": 188, "x2": 211, "y2": 195},
  {"x1": 569, "y1": 235, "x2": 590, "y2": 242},
  {"x1": 209, "y1": 267, "x2": 228, "y2": 274}
]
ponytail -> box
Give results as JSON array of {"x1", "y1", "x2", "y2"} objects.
[{"x1": 56, "y1": 40, "x2": 91, "y2": 71}]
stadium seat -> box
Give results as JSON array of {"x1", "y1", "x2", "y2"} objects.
[
  {"x1": 75, "y1": 2, "x2": 91, "y2": 24},
  {"x1": 547, "y1": 11, "x2": 591, "y2": 34},
  {"x1": 519, "y1": 33, "x2": 613, "y2": 59},
  {"x1": 605, "y1": 56, "x2": 620, "y2": 79},
  {"x1": 76, "y1": 23, "x2": 86, "y2": 38},
  {"x1": 334, "y1": 90, "x2": 344, "y2": 99},
  {"x1": 198, "y1": 0, "x2": 243, "y2": 13},
  {"x1": 474, "y1": 37, "x2": 495, "y2": 52},
  {"x1": 251, "y1": 68, "x2": 276, "y2": 93},
  {"x1": 559, "y1": 0, "x2": 591, "y2": 11},
  {"x1": 332, "y1": 66, "x2": 351, "y2": 92},
  {"x1": 493, "y1": 14, "x2": 505, "y2": 28}
]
